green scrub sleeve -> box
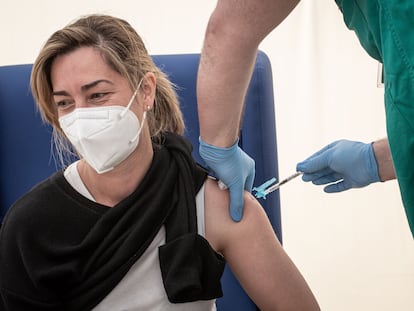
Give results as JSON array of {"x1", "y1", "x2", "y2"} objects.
[{"x1": 336, "y1": 0, "x2": 414, "y2": 237}]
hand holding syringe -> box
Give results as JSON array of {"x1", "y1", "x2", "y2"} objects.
[{"x1": 253, "y1": 172, "x2": 303, "y2": 199}]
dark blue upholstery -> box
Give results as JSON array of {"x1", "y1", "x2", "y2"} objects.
[{"x1": 0, "y1": 51, "x2": 280, "y2": 310}]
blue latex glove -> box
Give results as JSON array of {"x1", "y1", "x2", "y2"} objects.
[
  {"x1": 199, "y1": 137, "x2": 255, "y2": 221},
  {"x1": 296, "y1": 140, "x2": 380, "y2": 193}
]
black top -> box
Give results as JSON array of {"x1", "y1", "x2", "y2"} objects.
[{"x1": 0, "y1": 133, "x2": 225, "y2": 310}]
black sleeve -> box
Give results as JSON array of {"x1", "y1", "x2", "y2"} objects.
[
  {"x1": 0, "y1": 173, "x2": 102, "y2": 310},
  {"x1": 0, "y1": 177, "x2": 69, "y2": 310},
  {"x1": 0, "y1": 288, "x2": 62, "y2": 311},
  {"x1": 0, "y1": 201, "x2": 63, "y2": 310}
]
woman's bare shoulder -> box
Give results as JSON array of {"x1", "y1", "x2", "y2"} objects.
[{"x1": 203, "y1": 177, "x2": 272, "y2": 253}]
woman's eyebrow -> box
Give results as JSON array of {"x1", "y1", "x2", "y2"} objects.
[
  {"x1": 81, "y1": 79, "x2": 114, "y2": 92},
  {"x1": 52, "y1": 79, "x2": 114, "y2": 96},
  {"x1": 52, "y1": 90, "x2": 69, "y2": 97}
]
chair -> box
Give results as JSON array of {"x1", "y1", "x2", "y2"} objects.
[{"x1": 0, "y1": 51, "x2": 281, "y2": 310}]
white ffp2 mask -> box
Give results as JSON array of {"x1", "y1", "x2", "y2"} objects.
[{"x1": 58, "y1": 83, "x2": 147, "y2": 174}]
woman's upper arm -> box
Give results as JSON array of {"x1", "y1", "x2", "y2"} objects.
[{"x1": 204, "y1": 179, "x2": 320, "y2": 311}]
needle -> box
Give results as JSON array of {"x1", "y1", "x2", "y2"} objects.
[
  {"x1": 253, "y1": 172, "x2": 303, "y2": 199},
  {"x1": 265, "y1": 171, "x2": 303, "y2": 193}
]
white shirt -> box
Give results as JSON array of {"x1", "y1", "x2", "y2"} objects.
[{"x1": 64, "y1": 161, "x2": 216, "y2": 311}]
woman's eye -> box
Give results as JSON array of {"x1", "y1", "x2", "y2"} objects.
[
  {"x1": 56, "y1": 100, "x2": 73, "y2": 109},
  {"x1": 90, "y1": 92, "x2": 108, "y2": 100}
]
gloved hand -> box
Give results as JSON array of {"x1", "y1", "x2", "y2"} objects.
[
  {"x1": 199, "y1": 137, "x2": 255, "y2": 221},
  {"x1": 296, "y1": 139, "x2": 380, "y2": 193}
]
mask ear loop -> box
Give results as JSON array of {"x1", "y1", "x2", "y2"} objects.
[
  {"x1": 129, "y1": 107, "x2": 149, "y2": 143},
  {"x1": 120, "y1": 77, "x2": 144, "y2": 119}
]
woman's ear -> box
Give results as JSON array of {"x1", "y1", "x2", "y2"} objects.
[{"x1": 141, "y1": 72, "x2": 156, "y2": 108}]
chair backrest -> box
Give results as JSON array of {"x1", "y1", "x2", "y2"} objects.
[{"x1": 0, "y1": 51, "x2": 280, "y2": 310}]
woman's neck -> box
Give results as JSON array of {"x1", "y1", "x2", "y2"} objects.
[{"x1": 78, "y1": 139, "x2": 154, "y2": 207}]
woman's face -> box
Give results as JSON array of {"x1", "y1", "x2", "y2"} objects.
[{"x1": 50, "y1": 46, "x2": 142, "y2": 118}]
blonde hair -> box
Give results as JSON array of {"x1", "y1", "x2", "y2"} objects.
[{"x1": 30, "y1": 14, "x2": 184, "y2": 165}]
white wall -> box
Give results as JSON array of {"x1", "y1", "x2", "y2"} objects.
[{"x1": 2, "y1": 1, "x2": 414, "y2": 310}]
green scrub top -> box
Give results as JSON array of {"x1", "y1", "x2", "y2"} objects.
[{"x1": 336, "y1": 0, "x2": 414, "y2": 237}]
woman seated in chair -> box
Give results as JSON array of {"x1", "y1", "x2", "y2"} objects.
[{"x1": 0, "y1": 14, "x2": 320, "y2": 311}]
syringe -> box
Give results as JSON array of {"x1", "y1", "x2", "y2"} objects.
[{"x1": 253, "y1": 171, "x2": 303, "y2": 199}]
